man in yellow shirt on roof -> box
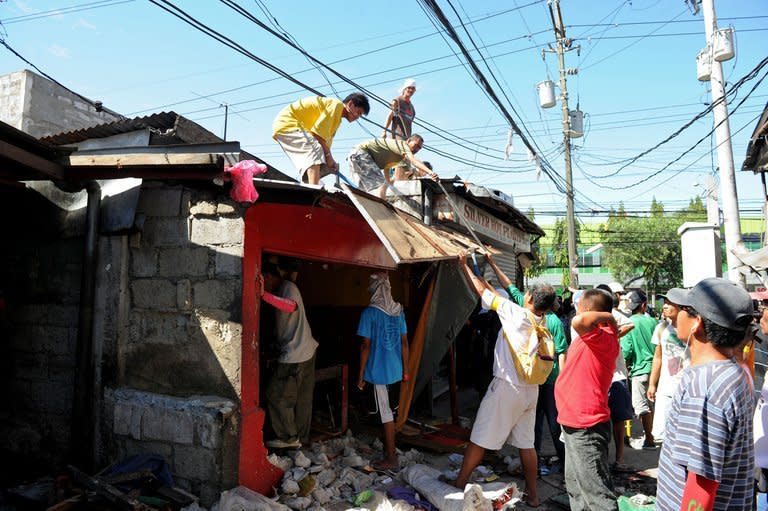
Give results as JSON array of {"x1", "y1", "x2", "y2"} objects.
[
  {"x1": 273, "y1": 93, "x2": 370, "y2": 185},
  {"x1": 348, "y1": 134, "x2": 438, "y2": 198}
]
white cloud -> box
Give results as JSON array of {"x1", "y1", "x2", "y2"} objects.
[
  {"x1": 75, "y1": 18, "x2": 96, "y2": 30},
  {"x1": 48, "y1": 44, "x2": 71, "y2": 59},
  {"x1": 13, "y1": 0, "x2": 34, "y2": 14}
]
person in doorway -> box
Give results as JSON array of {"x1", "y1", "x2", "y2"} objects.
[
  {"x1": 555, "y1": 288, "x2": 619, "y2": 511},
  {"x1": 656, "y1": 278, "x2": 754, "y2": 511},
  {"x1": 261, "y1": 262, "x2": 318, "y2": 449},
  {"x1": 621, "y1": 290, "x2": 658, "y2": 449},
  {"x1": 646, "y1": 289, "x2": 690, "y2": 442},
  {"x1": 452, "y1": 257, "x2": 557, "y2": 508},
  {"x1": 484, "y1": 255, "x2": 568, "y2": 474},
  {"x1": 594, "y1": 283, "x2": 635, "y2": 472},
  {"x1": 356, "y1": 272, "x2": 410, "y2": 471},
  {"x1": 347, "y1": 135, "x2": 437, "y2": 198},
  {"x1": 273, "y1": 93, "x2": 370, "y2": 184},
  {"x1": 382, "y1": 78, "x2": 416, "y2": 141}
]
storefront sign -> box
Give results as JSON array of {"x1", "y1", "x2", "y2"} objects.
[{"x1": 434, "y1": 195, "x2": 531, "y2": 252}]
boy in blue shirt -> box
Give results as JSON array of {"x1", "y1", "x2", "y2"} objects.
[{"x1": 357, "y1": 272, "x2": 410, "y2": 471}]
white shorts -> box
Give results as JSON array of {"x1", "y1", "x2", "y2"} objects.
[
  {"x1": 374, "y1": 384, "x2": 395, "y2": 424},
  {"x1": 470, "y1": 377, "x2": 538, "y2": 450},
  {"x1": 274, "y1": 131, "x2": 335, "y2": 182}
]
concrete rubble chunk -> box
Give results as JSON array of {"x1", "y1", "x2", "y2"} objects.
[
  {"x1": 315, "y1": 468, "x2": 336, "y2": 487},
  {"x1": 371, "y1": 438, "x2": 383, "y2": 452},
  {"x1": 267, "y1": 453, "x2": 293, "y2": 472},
  {"x1": 310, "y1": 452, "x2": 330, "y2": 467},
  {"x1": 310, "y1": 488, "x2": 332, "y2": 505},
  {"x1": 342, "y1": 455, "x2": 367, "y2": 468},
  {"x1": 281, "y1": 479, "x2": 300, "y2": 495},
  {"x1": 293, "y1": 451, "x2": 311, "y2": 468},
  {"x1": 283, "y1": 497, "x2": 312, "y2": 510},
  {"x1": 290, "y1": 467, "x2": 307, "y2": 481}
]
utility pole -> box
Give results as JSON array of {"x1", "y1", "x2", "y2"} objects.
[
  {"x1": 699, "y1": 0, "x2": 746, "y2": 286},
  {"x1": 546, "y1": 0, "x2": 579, "y2": 288}
]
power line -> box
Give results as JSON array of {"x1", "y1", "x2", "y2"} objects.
[
  {"x1": 0, "y1": 0, "x2": 134, "y2": 24},
  {"x1": 415, "y1": 0, "x2": 568, "y2": 194},
  {"x1": 148, "y1": 0, "x2": 538, "y2": 175},
  {"x1": 584, "y1": 56, "x2": 768, "y2": 178}
]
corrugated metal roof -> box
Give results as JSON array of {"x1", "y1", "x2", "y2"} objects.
[{"x1": 39, "y1": 111, "x2": 222, "y2": 146}]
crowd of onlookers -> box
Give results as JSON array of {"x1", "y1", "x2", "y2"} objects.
[{"x1": 454, "y1": 257, "x2": 764, "y2": 510}]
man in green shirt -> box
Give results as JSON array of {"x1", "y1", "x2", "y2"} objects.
[
  {"x1": 486, "y1": 255, "x2": 568, "y2": 472},
  {"x1": 620, "y1": 290, "x2": 659, "y2": 449},
  {"x1": 347, "y1": 134, "x2": 437, "y2": 198}
]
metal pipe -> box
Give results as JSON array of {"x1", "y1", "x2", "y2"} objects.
[{"x1": 70, "y1": 180, "x2": 101, "y2": 471}]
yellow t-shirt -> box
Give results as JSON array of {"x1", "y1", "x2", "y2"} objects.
[{"x1": 272, "y1": 96, "x2": 344, "y2": 146}]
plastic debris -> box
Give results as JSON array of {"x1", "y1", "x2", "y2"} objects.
[{"x1": 353, "y1": 489, "x2": 374, "y2": 506}]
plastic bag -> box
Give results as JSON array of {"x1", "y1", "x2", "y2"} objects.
[{"x1": 226, "y1": 160, "x2": 267, "y2": 204}]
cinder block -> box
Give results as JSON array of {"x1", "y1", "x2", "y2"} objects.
[
  {"x1": 164, "y1": 411, "x2": 194, "y2": 445},
  {"x1": 177, "y1": 280, "x2": 192, "y2": 310},
  {"x1": 128, "y1": 312, "x2": 190, "y2": 345},
  {"x1": 214, "y1": 245, "x2": 243, "y2": 277},
  {"x1": 137, "y1": 188, "x2": 182, "y2": 217},
  {"x1": 123, "y1": 438, "x2": 173, "y2": 460},
  {"x1": 216, "y1": 202, "x2": 236, "y2": 215},
  {"x1": 141, "y1": 407, "x2": 165, "y2": 441},
  {"x1": 200, "y1": 483, "x2": 222, "y2": 508},
  {"x1": 190, "y1": 201, "x2": 217, "y2": 215},
  {"x1": 143, "y1": 218, "x2": 189, "y2": 247},
  {"x1": 15, "y1": 304, "x2": 78, "y2": 327},
  {"x1": 130, "y1": 248, "x2": 158, "y2": 277},
  {"x1": 158, "y1": 247, "x2": 209, "y2": 277},
  {"x1": 193, "y1": 413, "x2": 220, "y2": 449},
  {"x1": 174, "y1": 445, "x2": 217, "y2": 481},
  {"x1": 131, "y1": 280, "x2": 176, "y2": 309},
  {"x1": 193, "y1": 281, "x2": 239, "y2": 309},
  {"x1": 190, "y1": 218, "x2": 243, "y2": 246},
  {"x1": 113, "y1": 402, "x2": 133, "y2": 436}
]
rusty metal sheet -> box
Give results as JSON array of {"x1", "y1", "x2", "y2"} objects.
[{"x1": 342, "y1": 185, "x2": 487, "y2": 264}]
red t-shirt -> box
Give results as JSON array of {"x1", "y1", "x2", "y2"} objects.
[{"x1": 555, "y1": 324, "x2": 618, "y2": 428}]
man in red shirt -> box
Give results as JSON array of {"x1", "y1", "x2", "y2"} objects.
[{"x1": 555, "y1": 289, "x2": 619, "y2": 511}]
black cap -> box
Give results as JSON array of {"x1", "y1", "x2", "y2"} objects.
[
  {"x1": 673, "y1": 278, "x2": 753, "y2": 331},
  {"x1": 626, "y1": 290, "x2": 647, "y2": 310}
]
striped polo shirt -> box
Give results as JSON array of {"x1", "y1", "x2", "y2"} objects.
[{"x1": 656, "y1": 359, "x2": 754, "y2": 511}]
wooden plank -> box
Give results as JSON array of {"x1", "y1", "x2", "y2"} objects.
[
  {"x1": 68, "y1": 465, "x2": 148, "y2": 511},
  {"x1": 0, "y1": 139, "x2": 65, "y2": 179},
  {"x1": 67, "y1": 152, "x2": 219, "y2": 167}
]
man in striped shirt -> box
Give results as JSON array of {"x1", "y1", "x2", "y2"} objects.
[{"x1": 656, "y1": 278, "x2": 755, "y2": 511}]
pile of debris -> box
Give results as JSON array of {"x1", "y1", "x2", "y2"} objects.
[{"x1": 266, "y1": 434, "x2": 426, "y2": 510}]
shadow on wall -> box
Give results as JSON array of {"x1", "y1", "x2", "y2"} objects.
[{"x1": 0, "y1": 182, "x2": 244, "y2": 494}]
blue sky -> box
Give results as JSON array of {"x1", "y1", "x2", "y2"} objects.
[{"x1": 1, "y1": 0, "x2": 766, "y2": 223}]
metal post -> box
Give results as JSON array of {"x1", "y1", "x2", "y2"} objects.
[
  {"x1": 549, "y1": 0, "x2": 579, "y2": 288},
  {"x1": 700, "y1": 0, "x2": 745, "y2": 286}
]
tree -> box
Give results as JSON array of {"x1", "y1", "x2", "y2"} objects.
[
  {"x1": 551, "y1": 217, "x2": 580, "y2": 288},
  {"x1": 600, "y1": 198, "x2": 706, "y2": 294},
  {"x1": 524, "y1": 207, "x2": 547, "y2": 279}
]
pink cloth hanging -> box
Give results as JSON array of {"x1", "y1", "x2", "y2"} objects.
[{"x1": 225, "y1": 160, "x2": 267, "y2": 204}]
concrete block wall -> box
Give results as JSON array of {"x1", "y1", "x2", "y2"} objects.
[
  {"x1": 0, "y1": 235, "x2": 83, "y2": 474},
  {"x1": 106, "y1": 182, "x2": 245, "y2": 500},
  {"x1": 109, "y1": 388, "x2": 238, "y2": 507},
  {"x1": 0, "y1": 70, "x2": 121, "y2": 138}
]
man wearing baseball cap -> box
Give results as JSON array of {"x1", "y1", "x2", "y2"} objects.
[{"x1": 656, "y1": 278, "x2": 755, "y2": 511}]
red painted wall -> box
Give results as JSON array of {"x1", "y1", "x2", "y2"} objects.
[{"x1": 238, "y1": 200, "x2": 393, "y2": 494}]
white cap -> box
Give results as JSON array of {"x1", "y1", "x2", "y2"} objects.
[
  {"x1": 401, "y1": 78, "x2": 417, "y2": 93},
  {"x1": 607, "y1": 282, "x2": 625, "y2": 294}
]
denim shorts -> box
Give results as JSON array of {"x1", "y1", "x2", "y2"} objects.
[{"x1": 608, "y1": 379, "x2": 634, "y2": 422}]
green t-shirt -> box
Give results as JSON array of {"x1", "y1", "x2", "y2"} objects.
[
  {"x1": 505, "y1": 285, "x2": 568, "y2": 384},
  {"x1": 621, "y1": 314, "x2": 658, "y2": 377},
  {"x1": 357, "y1": 138, "x2": 412, "y2": 169}
]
